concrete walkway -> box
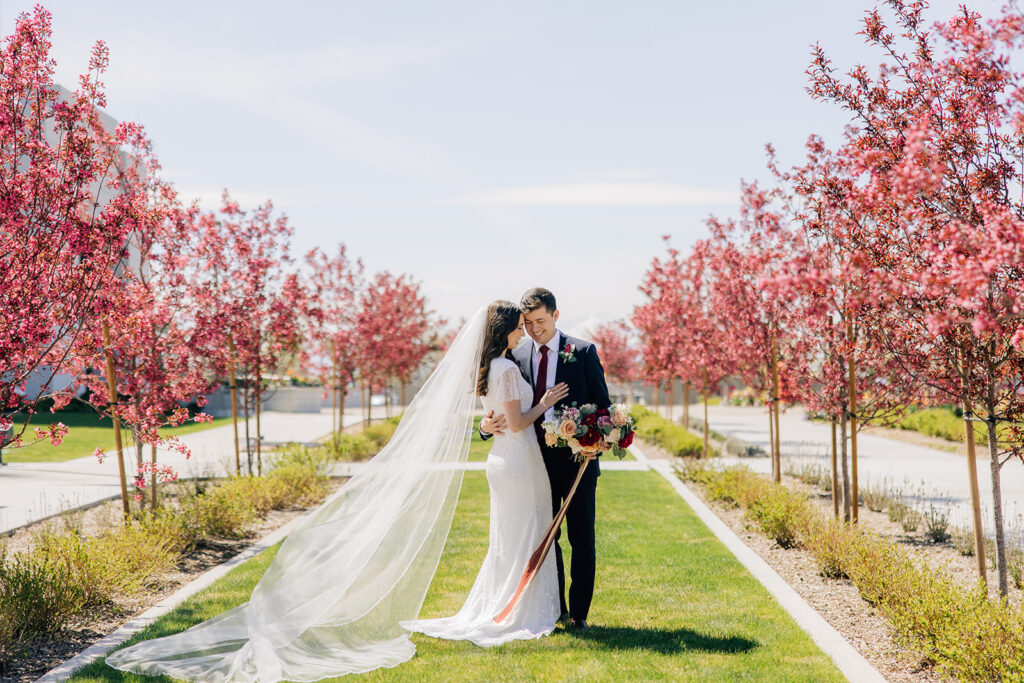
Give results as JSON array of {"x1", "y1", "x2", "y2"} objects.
[
  {"x1": 659, "y1": 404, "x2": 1024, "y2": 531},
  {"x1": 0, "y1": 410, "x2": 361, "y2": 534}
]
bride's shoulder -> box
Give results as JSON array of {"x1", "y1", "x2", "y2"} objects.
[{"x1": 489, "y1": 356, "x2": 517, "y2": 372}]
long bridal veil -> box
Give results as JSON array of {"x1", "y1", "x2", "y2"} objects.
[{"x1": 107, "y1": 307, "x2": 487, "y2": 682}]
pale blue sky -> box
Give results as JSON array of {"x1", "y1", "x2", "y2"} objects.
[{"x1": 0, "y1": 1, "x2": 1001, "y2": 333}]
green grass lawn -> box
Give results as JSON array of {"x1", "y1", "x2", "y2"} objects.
[
  {"x1": 71, "y1": 470, "x2": 843, "y2": 682},
  {"x1": 3, "y1": 411, "x2": 229, "y2": 463}
]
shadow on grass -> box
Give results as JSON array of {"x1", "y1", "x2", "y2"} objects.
[{"x1": 564, "y1": 624, "x2": 758, "y2": 655}]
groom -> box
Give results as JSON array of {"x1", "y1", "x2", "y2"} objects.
[{"x1": 480, "y1": 287, "x2": 611, "y2": 629}]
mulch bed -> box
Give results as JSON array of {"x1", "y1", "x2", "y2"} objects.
[{"x1": 0, "y1": 479, "x2": 347, "y2": 683}]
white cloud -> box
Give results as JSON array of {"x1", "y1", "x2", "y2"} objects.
[{"x1": 442, "y1": 181, "x2": 736, "y2": 207}]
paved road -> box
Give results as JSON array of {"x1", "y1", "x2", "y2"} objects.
[
  {"x1": 659, "y1": 404, "x2": 1024, "y2": 533},
  {"x1": 0, "y1": 410, "x2": 361, "y2": 534}
]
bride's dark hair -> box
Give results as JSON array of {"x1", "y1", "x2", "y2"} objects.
[{"x1": 477, "y1": 300, "x2": 522, "y2": 396}]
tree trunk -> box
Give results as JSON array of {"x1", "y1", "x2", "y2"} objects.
[
  {"x1": 770, "y1": 337, "x2": 782, "y2": 483},
  {"x1": 331, "y1": 376, "x2": 337, "y2": 437},
  {"x1": 401, "y1": 381, "x2": 407, "y2": 409},
  {"x1": 772, "y1": 398, "x2": 781, "y2": 484},
  {"x1": 150, "y1": 442, "x2": 158, "y2": 510},
  {"x1": 255, "y1": 362, "x2": 263, "y2": 477},
  {"x1": 847, "y1": 320, "x2": 859, "y2": 523},
  {"x1": 228, "y1": 335, "x2": 240, "y2": 476},
  {"x1": 131, "y1": 429, "x2": 142, "y2": 469},
  {"x1": 985, "y1": 415, "x2": 1009, "y2": 597},
  {"x1": 102, "y1": 322, "x2": 130, "y2": 521},
  {"x1": 243, "y1": 381, "x2": 252, "y2": 476},
  {"x1": 830, "y1": 418, "x2": 839, "y2": 518},
  {"x1": 339, "y1": 387, "x2": 347, "y2": 434},
  {"x1": 683, "y1": 383, "x2": 690, "y2": 429},
  {"x1": 702, "y1": 392, "x2": 709, "y2": 459},
  {"x1": 767, "y1": 397, "x2": 776, "y2": 481},
  {"x1": 839, "y1": 409, "x2": 851, "y2": 522},
  {"x1": 961, "y1": 402, "x2": 988, "y2": 590}
]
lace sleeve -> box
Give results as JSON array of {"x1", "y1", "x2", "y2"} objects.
[{"x1": 495, "y1": 365, "x2": 525, "y2": 403}]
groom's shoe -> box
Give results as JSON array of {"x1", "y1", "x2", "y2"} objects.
[
  {"x1": 557, "y1": 610, "x2": 570, "y2": 624},
  {"x1": 568, "y1": 618, "x2": 588, "y2": 629}
]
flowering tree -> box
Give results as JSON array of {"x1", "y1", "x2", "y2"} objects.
[
  {"x1": 190, "y1": 193, "x2": 296, "y2": 476},
  {"x1": 354, "y1": 272, "x2": 440, "y2": 424},
  {"x1": 765, "y1": 140, "x2": 914, "y2": 521},
  {"x1": 305, "y1": 245, "x2": 363, "y2": 439},
  {"x1": 70, "y1": 129, "x2": 216, "y2": 512},
  {"x1": 703, "y1": 182, "x2": 802, "y2": 480},
  {"x1": 589, "y1": 320, "x2": 638, "y2": 404},
  {"x1": 807, "y1": 0, "x2": 1024, "y2": 595},
  {"x1": 0, "y1": 8, "x2": 140, "y2": 452}
]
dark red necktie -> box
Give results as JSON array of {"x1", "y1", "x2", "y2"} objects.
[{"x1": 532, "y1": 346, "x2": 549, "y2": 441}]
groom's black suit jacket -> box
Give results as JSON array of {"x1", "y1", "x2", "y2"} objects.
[{"x1": 511, "y1": 332, "x2": 612, "y2": 473}]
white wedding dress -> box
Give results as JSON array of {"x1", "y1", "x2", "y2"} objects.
[{"x1": 403, "y1": 357, "x2": 560, "y2": 646}]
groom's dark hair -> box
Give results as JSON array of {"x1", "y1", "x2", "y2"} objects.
[{"x1": 521, "y1": 287, "x2": 556, "y2": 314}]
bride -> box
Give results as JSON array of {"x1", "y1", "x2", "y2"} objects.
[{"x1": 107, "y1": 301, "x2": 568, "y2": 682}]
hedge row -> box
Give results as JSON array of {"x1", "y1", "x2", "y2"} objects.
[
  {"x1": 677, "y1": 460, "x2": 1024, "y2": 682},
  {"x1": 631, "y1": 405, "x2": 719, "y2": 457}
]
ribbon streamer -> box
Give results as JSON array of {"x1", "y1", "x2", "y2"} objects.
[{"x1": 494, "y1": 457, "x2": 591, "y2": 623}]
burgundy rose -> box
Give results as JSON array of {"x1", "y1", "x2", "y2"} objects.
[
  {"x1": 597, "y1": 406, "x2": 610, "y2": 417},
  {"x1": 618, "y1": 432, "x2": 634, "y2": 449},
  {"x1": 578, "y1": 429, "x2": 601, "y2": 447},
  {"x1": 582, "y1": 413, "x2": 598, "y2": 426}
]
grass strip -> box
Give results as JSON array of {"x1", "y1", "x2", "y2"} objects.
[
  {"x1": 4, "y1": 411, "x2": 229, "y2": 464},
  {"x1": 72, "y1": 470, "x2": 843, "y2": 682}
]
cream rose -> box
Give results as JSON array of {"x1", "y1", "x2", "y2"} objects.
[
  {"x1": 608, "y1": 428, "x2": 621, "y2": 443},
  {"x1": 544, "y1": 431, "x2": 558, "y2": 447},
  {"x1": 557, "y1": 419, "x2": 578, "y2": 439},
  {"x1": 611, "y1": 408, "x2": 629, "y2": 427},
  {"x1": 567, "y1": 438, "x2": 582, "y2": 453}
]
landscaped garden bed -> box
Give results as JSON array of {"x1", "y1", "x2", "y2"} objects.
[{"x1": 0, "y1": 418, "x2": 399, "y2": 683}]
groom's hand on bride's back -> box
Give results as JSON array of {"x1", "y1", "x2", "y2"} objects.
[{"x1": 480, "y1": 410, "x2": 507, "y2": 438}]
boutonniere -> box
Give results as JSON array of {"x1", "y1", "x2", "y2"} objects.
[{"x1": 559, "y1": 342, "x2": 578, "y2": 363}]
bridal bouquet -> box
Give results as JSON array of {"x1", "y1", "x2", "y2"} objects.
[{"x1": 541, "y1": 403, "x2": 635, "y2": 460}]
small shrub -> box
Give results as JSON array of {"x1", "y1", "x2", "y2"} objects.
[
  {"x1": 803, "y1": 517, "x2": 860, "y2": 579},
  {"x1": 952, "y1": 527, "x2": 976, "y2": 557},
  {"x1": 1008, "y1": 548, "x2": 1024, "y2": 591},
  {"x1": 924, "y1": 506, "x2": 951, "y2": 544},
  {"x1": 784, "y1": 461, "x2": 832, "y2": 492},
  {"x1": 886, "y1": 498, "x2": 909, "y2": 524},
  {"x1": 902, "y1": 510, "x2": 922, "y2": 533},
  {"x1": 724, "y1": 435, "x2": 766, "y2": 457},
  {"x1": 178, "y1": 487, "x2": 257, "y2": 540},
  {"x1": 745, "y1": 486, "x2": 807, "y2": 549},
  {"x1": 0, "y1": 538, "x2": 90, "y2": 647},
  {"x1": 859, "y1": 479, "x2": 893, "y2": 513}
]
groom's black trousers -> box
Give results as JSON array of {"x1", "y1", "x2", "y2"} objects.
[{"x1": 541, "y1": 444, "x2": 599, "y2": 623}]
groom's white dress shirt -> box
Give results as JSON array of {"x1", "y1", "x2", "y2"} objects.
[{"x1": 532, "y1": 331, "x2": 562, "y2": 423}]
